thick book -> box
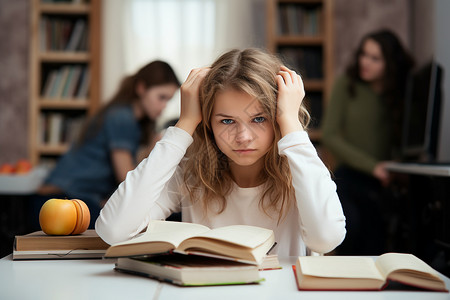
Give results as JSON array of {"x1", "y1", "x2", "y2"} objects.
[
  {"x1": 13, "y1": 229, "x2": 109, "y2": 260},
  {"x1": 293, "y1": 253, "x2": 448, "y2": 292},
  {"x1": 115, "y1": 254, "x2": 264, "y2": 286},
  {"x1": 104, "y1": 220, "x2": 275, "y2": 266}
]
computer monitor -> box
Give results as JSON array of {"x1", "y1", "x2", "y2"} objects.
[{"x1": 401, "y1": 60, "x2": 443, "y2": 162}]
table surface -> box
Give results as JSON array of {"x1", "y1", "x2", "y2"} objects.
[{"x1": 1, "y1": 255, "x2": 449, "y2": 300}]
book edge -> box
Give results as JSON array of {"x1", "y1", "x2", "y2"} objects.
[{"x1": 114, "y1": 266, "x2": 264, "y2": 287}]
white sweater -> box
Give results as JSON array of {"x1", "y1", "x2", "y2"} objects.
[{"x1": 95, "y1": 126, "x2": 346, "y2": 256}]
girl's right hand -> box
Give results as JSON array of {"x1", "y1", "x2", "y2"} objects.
[{"x1": 176, "y1": 67, "x2": 210, "y2": 135}]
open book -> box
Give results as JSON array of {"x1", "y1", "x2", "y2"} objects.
[
  {"x1": 115, "y1": 254, "x2": 263, "y2": 286},
  {"x1": 294, "y1": 253, "x2": 448, "y2": 292},
  {"x1": 104, "y1": 220, "x2": 275, "y2": 266}
]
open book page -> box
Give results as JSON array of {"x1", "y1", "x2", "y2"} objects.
[
  {"x1": 183, "y1": 225, "x2": 273, "y2": 248},
  {"x1": 111, "y1": 221, "x2": 210, "y2": 248},
  {"x1": 299, "y1": 256, "x2": 385, "y2": 280},
  {"x1": 375, "y1": 253, "x2": 440, "y2": 278},
  {"x1": 375, "y1": 253, "x2": 445, "y2": 289}
]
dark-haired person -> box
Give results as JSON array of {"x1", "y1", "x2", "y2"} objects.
[
  {"x1": 35, "y1": 61, "x2": 180, "y2": 228},
  {"x1": 321, "y1": 29, "x2": 414, "y2": 255}
]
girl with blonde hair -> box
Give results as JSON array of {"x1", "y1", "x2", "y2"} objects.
[{"x1": 96, "y1": 48, "x2": 346, "y2": 256}]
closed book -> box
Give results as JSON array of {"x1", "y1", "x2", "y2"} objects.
[
  {"x1": 65, "y1": 19, "x2": 86, "y2": 51},
  {"x1": 13, "y1": 229, "x2": 109, "y2": 260},
  {"x1": 104, "y1": 220, "x2": 275, "y2": 266},
  {"x1": 293, "y1": 253, "x2": 448, "y2": 292},
  {"x1": 115, "y1": 254, "x2": 264, "y2": 286}
]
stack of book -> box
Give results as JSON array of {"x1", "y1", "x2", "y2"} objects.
[{"x1": 104, "y1": 220, "x2": 280, "y2": 286}]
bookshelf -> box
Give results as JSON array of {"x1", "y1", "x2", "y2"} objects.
[
  {"x1": 266, "y1": 0, "x2": 334, "y2": 142},
  {"x1": 28, "y1": 0, "x2": 101, "y2": 165}
]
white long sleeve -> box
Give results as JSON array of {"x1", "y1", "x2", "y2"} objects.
[
  {"x1": 96, "y1": 127, "x2": 346, "y2": 256},
  {"x1": 278, "y1": 131, "x2": 346, "y2": 254},
  {"x1": 95, "y1": 126, "x2": 193, "y2": 245}
]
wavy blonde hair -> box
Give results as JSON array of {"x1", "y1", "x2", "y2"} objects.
[{"x1": 183, "y1": 48, "x2": 310, "y2": 221}]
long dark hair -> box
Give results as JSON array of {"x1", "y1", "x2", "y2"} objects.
[
  {"x1": 76, "y1": 61, "x2": 180, "y2": 146},
  {"x1": 346, "y1": 29, "x2": 414, "y2": 147}
]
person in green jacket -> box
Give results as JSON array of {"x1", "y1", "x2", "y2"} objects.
[{"x1": 321, "y1": 29, "x2": 414, "y2": 255}]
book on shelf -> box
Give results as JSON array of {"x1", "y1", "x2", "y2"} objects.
[
  {"x1": 42, "y1": 70, "x2": 58, "y2": 98},
  {"x1": 13, "y1": 229, "x2": 109, "y2": 260},
  {"x1": 40, "y1": 17, "x2": 87, "y2": 52},
  {"x1": 65, "y1": 19, "x2": 86, "y2": 52},
  {"x1": 53, "y1": 66, "x2": 71, "y2": 99},
  {"x1": 277, "y1": 4, "x2": 321, "y2": 36},
  {"x1": 278, "y1": 47, "x2": 323, "y2": 79},
  {"x1": 115, "y1": 253, "x2": 264, "y2": 287},
  {"x1": 293, "y1": 253, "x2": 448, "y2": 292},
  {"x1": 42, "y1": 65, "x2": 85, "y2": 99},
  {"x1": 104, "y1": 220, "x2": 276, "y2": 267},
  {"x1": 65, "y1": 65, "x2": 83, "y2": 98},
  {"x1": 76, "y1": 66, "x2": 90, "y2": 98},
  {"x1": 39, "y1": 112, "x2": 85, "y2": 145},
  {"x1": 48, "y1": 113, "x2": 64, "y2": 145}
]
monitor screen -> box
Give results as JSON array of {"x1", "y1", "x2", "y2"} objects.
[{"x1": 401, "y1": 61, "x2": 443, "y2": 162}]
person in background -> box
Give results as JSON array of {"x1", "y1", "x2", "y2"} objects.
[
  {"x1": 35, "y1": 61, "x2": 180, "y2": 228},
  {"x1": 321, "y1": 29, "x2": 414, "y2": 255},
  {"x1": 95, "y1": 48, "x2": 346, "y2": 257}
]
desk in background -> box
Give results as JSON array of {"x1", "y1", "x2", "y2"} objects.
[
  {"x1": 1, "y1": 256, "x2": 449, "y2": 300},
  {"x1": 386, "y1": 162, "x2": 450, "y2": 277},
  {"x1": 0, "y1": 167, "x2": 50, "y2": 258},
  {"x1": 386, "y1": 162, "x2": 450, "y2": 177}
]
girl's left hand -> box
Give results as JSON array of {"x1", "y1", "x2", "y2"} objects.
[{"x1": 276, "y1": 66, "x2": 305, "y2": 136}]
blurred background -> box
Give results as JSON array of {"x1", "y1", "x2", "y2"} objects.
[
  {"x1": 1, "y1": 0, "x2": 449, "y2": 166},
  {"x1": 0, "y1": 0, "x2": 450, "y2": 274}
]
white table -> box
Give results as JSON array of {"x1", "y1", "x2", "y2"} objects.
[{"x1": 1, "y1": 255, "x2": 449, "y2": 300}]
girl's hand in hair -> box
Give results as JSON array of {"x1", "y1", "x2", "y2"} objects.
[
  {"x1": 276, "y1": 66, "x2": 305, "y2": 136},
  {"x1": 176, "y1": 67, "x2": 210, "y2": 135}
]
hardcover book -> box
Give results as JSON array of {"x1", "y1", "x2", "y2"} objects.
[
  {"x1": 293, "y1": 253, "x2": 448, "y2": 292},
  {"x1": 13, "y1": 229, "x2": 109, "y2": 260}
]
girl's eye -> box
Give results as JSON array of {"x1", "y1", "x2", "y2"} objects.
[
  {"x1": 253, "y1": 116, "x2": 266, "y2": 123},
  {"x1": 221, "y1": 119, "x2": 234, "y2": 125}
]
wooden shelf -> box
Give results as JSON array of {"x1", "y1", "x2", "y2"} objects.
[
  {"x1": 39, "y1": 52, "x2": 90, "y2": 63},
  {"x1": 29, "y1": 0, "x2": 101, "y2": 165},
  {"x1": 266, "y1": 0, "x2": 334, "y2": 143},
  {"x1": 278, "y1": 0, "x2": 323, "y2": 3},
  {"x1": 38, "y1": 100, "x2": 90, "y2": 109},
  {"x1": 39, "y1": 3, "x2": 90, "y2": 14},
  {"x1": 304, "y1": 79, "x2": 324, "y2": 91},
  {"x1": 276, "y1": 35, "x2": 324, "y2": 45},
  {"x1": 37, "y1": 144, "x2": 69, "y2": 155}
]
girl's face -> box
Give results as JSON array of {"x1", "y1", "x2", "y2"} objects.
[
  {"x1": 358, "y1": 38, "x2": 385, "y2": 83},
  {"x1": 137, "y1": 83, "x2": 178, "y2": 120},
  {"x1": 211, "y1": 89, "x2": 275, "y2": 169}
]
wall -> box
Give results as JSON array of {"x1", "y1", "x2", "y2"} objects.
[
  {"x1": 333, "y1": 0, "x2": 411, "y2": 76},
  {"x1": 435, "y1": 0, "x2": 450, "y2": 161},
  {"x1": 412, "y1": 0, "x2": 434, "y2": 67},
  {"x1": 0, "y1": 0, "x2": 29, "y2": 165}
]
